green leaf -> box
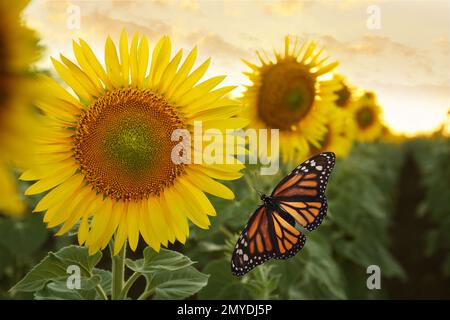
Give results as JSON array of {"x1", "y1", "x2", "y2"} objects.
[
  {"x1": 93, "y1": 268, "x2": 112, "y2": 296},
  {"x1": 34, "y1": 276, "x2": 101, "y2": 300},
  {"x1": 11, "y1": 245, "x2": 102, "y2": 293},
  {"x1": 126, "y1": 247, "x2": 194, "y2": 274},
  {"x1": 146, "y1": 266, "x2": 209, "y2": 300}
]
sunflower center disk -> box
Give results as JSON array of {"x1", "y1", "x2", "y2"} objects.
[
  {"x1": 357, "y1": 107, "x2": 375, "y2": 129},
  {"x1": 74, "y1": 88, "x2": 185, "y2": 201},
  {"x1": 310, "y1": 124, "x2": 332, "y2": 154},
  {"x1": 335, "y1": 83, "x2": 351, "y2": 107},
  {"x1": 257, "y1": 61, "x2": 316, "y2": 131}
]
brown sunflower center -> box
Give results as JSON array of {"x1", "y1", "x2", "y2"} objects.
[
  {"x1": 356, "y1": 106, "x2": 375, "y2": 129},
  {"x1": 310, "y1": 125, "x2": 332, "y2": 155},
  {"x1": 335, "y1": 83, "x2": 351, "y2": 107},
  {"x1": 257, "y1": 61, "x2": 316, "y2": 131},
  {"x1": 74, "y1": 88, "x2": 185, "y2": 201}
]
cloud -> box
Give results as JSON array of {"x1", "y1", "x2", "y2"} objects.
[
  {"x1": 262, "y1": 0, "x2": 306, "y2": 16},
  {"x1": 308, "y1": 34, "x2": 440, "y2": 86},
  {"x1": 318, "y1": 34, "x2": 418, "y2": 57},
  {"x1": 81, "y1": 11, "x2": 173, "y2": 39},
  {"x1": 186, "y1": 31, "x2": 248, "y2": 59}
]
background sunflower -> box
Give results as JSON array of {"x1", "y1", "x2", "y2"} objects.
[
  {"x1": 240, "y1": 36, "x2": 339, "y2": 163},
  {"x1": 350, "y1": 91, "x2": 384, "y2": 142},
  {"x1": 0, "y1": 0, "x2": 40, "y2": 216}
]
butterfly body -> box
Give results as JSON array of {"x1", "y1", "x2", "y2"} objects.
[{"x1": 231, "y1": 152, "x2": 336, "y2": 277}]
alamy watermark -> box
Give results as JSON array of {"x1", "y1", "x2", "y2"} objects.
[{"x1": 171, "y1": 121, "x2": 280, "y2": 175}]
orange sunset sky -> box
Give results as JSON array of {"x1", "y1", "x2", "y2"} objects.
[{"x1": 24, "y1": 0, "x2": 449, "y2": 135}]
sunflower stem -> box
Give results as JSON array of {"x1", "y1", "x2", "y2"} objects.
[
  {"x1": 95, "y1": 285, "x2": 109, "y2": 300},
  {"x1": 118, "y1": 272, "x2": 141, "y2": 300},
  {"x1": 137, "y1": 287, "x2": 155, "y2": 300},
  {"x1": 111, "y1": 241, "x2": 127, "y2": 300}
]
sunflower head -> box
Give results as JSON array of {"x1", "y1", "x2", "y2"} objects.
[
  {"x1": 0, "y1": 0, "x2": 41, "y2": 217},
  {"x1": 309, "y1": 106, "x2": 355, "y2": 158},
  {"x1": 332, "y1": 73, "x2": 355, "y2": 109},
  {"x1": 350, "y1": 91, "x2": 383, "y2": 142},
  {"x1": 23, "y1": 30, "x2": 246, "y2": 254},
  {"x1": 241, "y1": 35, "x2": 339, "y2": 162}
]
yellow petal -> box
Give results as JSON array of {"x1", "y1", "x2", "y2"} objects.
[
  {"x1": 47, "y1": 186, "x2": 91, "y2": 228},
  {"x1": 166, "y1": 46, "x2": 197, "y2": 96},
  {"x1": 169, "y1": 58, "x2": 210, "y2": 101},
  {"x1": 137, "y1": 36, "x2": 149, "y2": 88},
  {"x1": 178, "y1": 178, "x2": 216, "y2": 216},
  {"x1": 163, "y1": 189, "x2": 188, "y2": 244},
  {"x1": 184, "y1": 168, "x2": 234, "y2": 200},
  {"x1": 99, "y1": 203, "x2": 123, "y2": 250},
  {"x1": 183, "y1": 86, "x2": 236, "y2": 114},
  {"x1": 129, "y1": 33, "x2": 139, "y2": 88},
  {"x1": 78, "y1": 214, "x2": 90, "y2": 245},
  {"x1": 149, "y1": 36, "x2": 171, "y2": 88},
  {"x1": 138, "y1": 199, "x2": 160, "y2": 251},
  {"x1": 33, "y1": 174, "x2": 84, "y2": 212},
  {"x1": 20, "y1": 159, "x2": 77, "y2": 181},
  {"x1": 60, "y1": 54, "x2": 101, "y2": 97},
  {"x1": 158, "y1": 49, "x2": 183, "y2": 94},
  {"x1": 196, "y1": 165, "x2": 243, "y2": 180},
  {"x1": 127, "y1": 201, "x2": 140, "y2": 251},
  {"x1": 105, "y1": 36, "x2": 123, "y2": 88},
  {"x1": 177, "y1": 75, "x2": 226, "y2": 107},
  {"x1": 85, "y1": 198, "x2": 111, "y2": 247},
  {"x1": 51, "y1": 57, "x2": 91, "y2": 102},
  {"x1": 79, "y1": 38, "x2": 112, "y2": 90},
  {"x1": 315, "y1": 61, "x2": 339, "y2": 76},
  {"x1": 72, "y1": 41, "x2": 104, "y2": 91},
  {"x1": 172, "y1": 183, "x2": 210, "y2": 229},
  {"x1": 25, "y1": 166, "x2": 78, "y2": 195},
  {"x1": 56, "y1": 189, "x2": 96, "y2": 236},
  {"x1": 119, "y1": 29, "x2": 129, "y2": 86},
  {"x1": 186, "y1": 105, "x2": 241, "y2": 122},
  {"x1": 114, "y1": 203, "x2": 129, "y2": 255},
  {"x1": 201, "y1": 118, "x2": 250, "y2": 131},
  {"x1": 147, "y1": 196, "x2": 169, "y2": 248}
]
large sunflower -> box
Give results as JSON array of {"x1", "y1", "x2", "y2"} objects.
[
  {"x1": 241, "y1": 36, "x2": 339, "y2": 162},
  {"x1": 350, "y1": 91, "x2": 383, "y2": 142},
  {"x1": 309, "y1": 106, "x2": 355, "y2": 158},
  {"x1": 0, "y1": 0, "x2": 40, "y2": 216},
  {"x1": 22, "y1": 31, "x2": 247, "y2": 255}
]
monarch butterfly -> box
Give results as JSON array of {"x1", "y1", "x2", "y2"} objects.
[{"x1": 231, "y1": 152, "x2": 336, "y2": 276}]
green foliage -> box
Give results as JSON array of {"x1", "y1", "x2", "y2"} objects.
[
  {"x1": 12, "y1": 245, "x2": 208, "y2": 300},
  {"x1": 126, "y1": 247, "x2": 209, "y2": 300},
  {"x1": 10, "y1": 246, "x2": 106, "y2": 300},
  {"x1": 3, "y1": 138, "x2": 450, "y2": 300},
  {"x1": 186, "y1": 142, "x2": 407, "y2": 299},
  {"x1": 409, "y1": 138, "x2": 450, "y2": 277}
]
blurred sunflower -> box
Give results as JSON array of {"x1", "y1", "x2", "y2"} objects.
[
  {"x1": 241, "y1": 36, "x2": 339, "y2": 162},
  {"x1": 309, "y1": 106, "x2": 355, "y2": 158},
  {"x1": 332, "y1": 73, "x2": 355, "y2": 109},
  {"x1": 350, "y1": 91, "x2": 383, "y2": 142},
  {"x1": 0, "y1": 0, "x2": 40, "y2": 216},
  {"x1": 22, "y1": 30, "x2": 246, "y2": 255}
]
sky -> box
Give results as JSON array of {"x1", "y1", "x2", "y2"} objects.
[{"x1": 24, "y1": 0, "x2": 449, "y2": 135}]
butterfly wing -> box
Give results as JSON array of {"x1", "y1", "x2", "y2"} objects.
[
  {"x1": 271, "y1": 152, "x2": 335, "y2": 231},
  {"x1": 231, "y1": 205, "x2": 306, "y2": 276}
]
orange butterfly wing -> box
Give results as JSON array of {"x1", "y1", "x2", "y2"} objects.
[
  {"x1": 271, "y1": 152, "x2": 335, "y2": 231},
  {"x1": 231, "y1": 206, "x2": 306, "y2": 276}
]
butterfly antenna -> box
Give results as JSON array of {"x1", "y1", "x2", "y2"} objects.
[{"x1": 248, "y1": 171, "x2": 264, "y2": 196}]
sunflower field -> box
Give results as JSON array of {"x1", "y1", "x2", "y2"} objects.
[{"x1": 0, "y1": 0, "x2": 449, "y2": 301}]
